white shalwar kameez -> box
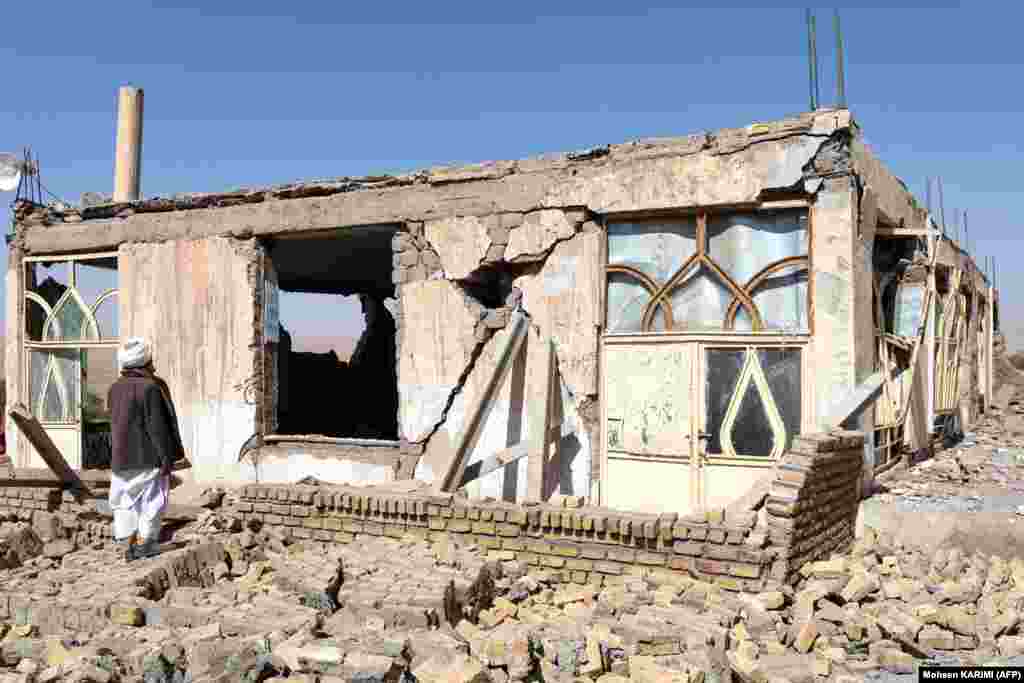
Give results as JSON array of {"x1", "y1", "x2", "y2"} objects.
[{"x1": 109, "y1": 468, "x2": 169, "y2": 542}]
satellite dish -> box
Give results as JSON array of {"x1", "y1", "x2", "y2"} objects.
[{"x1": 0, "y1": 153, "x2": 22, "y2": 193}]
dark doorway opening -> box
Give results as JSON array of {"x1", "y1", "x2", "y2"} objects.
[{"x1": 266, "y1": 227, "x2": 400, "y2": 441}]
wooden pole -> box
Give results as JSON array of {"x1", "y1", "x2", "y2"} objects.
[{"x1": 114, "y1": 86, "x2": 144, "y2": 202}]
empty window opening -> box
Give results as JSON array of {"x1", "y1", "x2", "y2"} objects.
[{"x1": 265, "y1": 227, "x2": 400, "y2": 441}]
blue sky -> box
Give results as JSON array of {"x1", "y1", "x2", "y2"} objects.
[{"x1": 1, "y1": 2, "x2": 1021, "y2": 348}]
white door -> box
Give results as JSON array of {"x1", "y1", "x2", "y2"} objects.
[{"x1": 601, "y1": 340, "x2": 699, "y2": 515}]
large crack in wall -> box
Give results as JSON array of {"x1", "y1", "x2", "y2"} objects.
[
  {"x1": 396, "y1": 209, "x2": 601, "y2": 495},
  {"x1": 398, "y1": 130, "x2": 859, "y2": 497}
]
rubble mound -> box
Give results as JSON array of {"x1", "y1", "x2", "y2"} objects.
[{"x1": 1, "y1": 504, "x2": 1023, "y2": 683}]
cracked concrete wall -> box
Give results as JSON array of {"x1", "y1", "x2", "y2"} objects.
[
  {"x1": 398, "y1": 207, "x2": 599, "y2": 502},
  {"x1": 119, "y1": 237, "x2": 260, "y2": 484}
]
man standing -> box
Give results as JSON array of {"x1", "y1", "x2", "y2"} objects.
[{"x1": 108, "y1": 338, "x2": 185, "y2": 561}]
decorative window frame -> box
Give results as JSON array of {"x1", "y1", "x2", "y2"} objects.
[
  {"x1": 603, "y1": 204, "x2": 814, "y2": 336},
  {"x1": 22, "y1": 252, "x2": 120, "y2": 426}
]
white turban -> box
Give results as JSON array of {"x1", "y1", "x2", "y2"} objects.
[{"x1": 118, "y1": 337, "x2": 152, "y2": 370}]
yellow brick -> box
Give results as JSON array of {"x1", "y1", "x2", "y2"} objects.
[{"x1": 110, "y1": 605, "x2": 145, "y2": 627}]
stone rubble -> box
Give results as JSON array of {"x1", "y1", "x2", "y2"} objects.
[{"x1": 1, "y1": 505, "x2": 1022, "y2": 683}]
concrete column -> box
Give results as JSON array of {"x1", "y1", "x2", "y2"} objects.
[
  {"x1": 809, "y1": 177, "x2": 874, "y2": 495},
  {"x1": 5, "y1": 246, "x2": 24, "y2": 466},
  {"x1": 113, "y1": 86, "x2": 144, "y2": 203}
]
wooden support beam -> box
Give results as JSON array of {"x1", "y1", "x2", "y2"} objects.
[
  {"x1": 459, "y1": 422, "x2": 576, "y2": 488},
  {"x1": 525, "y1": 334, "x2": 556, "y2": 501},
  {"x1": 822, "y1": 365, "x2": 906, "y2": 430},
  {"x1": 437, "y1": 312, "x2": 531, "y2": 492},
  {"x1": 8, "y1": 404, "x2": 91, "y2": 501},
  {"x1": 460, "y1": 442, "x2": 530, "y2": 488}
]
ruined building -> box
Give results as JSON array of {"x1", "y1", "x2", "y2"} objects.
[{"x1": 4, "y1": 108, "x2": 999, "y2": 517}]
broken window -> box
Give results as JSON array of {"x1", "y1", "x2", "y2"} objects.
[
  {"x1": 891, "y1": 283, "x2": 925, "y2": 337},
  {"x1": 605, "y1": 209, "x2": 809, "y2": 334},
  {"x1": 704, "y1": 346, "x2": 801, "y2": 459},
  {"x1": 263, "y1": 228, "x2": 400, "y2": 441},
  {"x1": 23, "y1": 255, "x2": 120, "y2": 469}
]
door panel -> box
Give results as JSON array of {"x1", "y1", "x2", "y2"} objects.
[
  {"x1": 700, "y1": 344, "x2": 803, "y2": 510},
  {"x1": 702, "y1": 464, "x2": 769, "y2": 512},
  {"x1": 602, "y1": 343, "x2": 696, "y2": 515},
  {"x1": 605, "y1": 456, "x2": 693, "y2": 515},
  {"x1": 602, "y1": 339, "x2": 804, "y2": 516},
  {"x1": 27, "y1": 348, "x2": 83, "y2": 469}
]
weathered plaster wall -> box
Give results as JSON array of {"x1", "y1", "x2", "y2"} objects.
[
  {"x1": 396, "y1": 279, "x2": 482, "y2": 444},
  {"x1": 810, "y1": 178, "x2": 858, "y2": 429},
  {"x1": 853, "y1": 188, "x2": 878, "y2": 386},
  {"x1": 119, "y1": 237, "x2": 259, "y2": 483},
  {"x1": 246, "y1": 443, "x2": 401, "y2": 485}
]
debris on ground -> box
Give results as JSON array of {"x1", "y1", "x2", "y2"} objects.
[{"x1": 0, "y1": 346, "x2": 1022, "y2": 681}]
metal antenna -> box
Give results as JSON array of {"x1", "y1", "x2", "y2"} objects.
[
  {"x1": 963, "y1": 210, "x2": 969, "y2": 256},
  {"x1": 834, "y1": 9, "x2": 847, "y2": 108},
  {"x1": 925, "y1": 176, "x2": 932, "y2": 215},
  {"x1": 938, "y1": 177, "x2": 947, "y2": 237},
  {"x1": 809, "y1": 10, "x2": 820, "y2": 110},
  {"x1": 806, "y1": 9, "x2": 817, "y2": 110},
  {"x1": 953, "y1": 209, "x2": 960, "y2": 244}
]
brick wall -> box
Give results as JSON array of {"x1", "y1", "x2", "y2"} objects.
[
  {"x1": 0, "y1": 486, "x2": 62, "y2": 515},
  {"x1": 0, "y1": 431, "x2": 864, "y2": 592},
  {"x1": 228, "y1": 430, "x2": 864, "y2": 592},
  {"x1": 765, "y1": 430, "x2": 865, "y2": 584},
  {"x1": 229, "y1": 484, "x2": 772, "y2": 591}
]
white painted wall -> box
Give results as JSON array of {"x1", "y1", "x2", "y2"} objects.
[{"x1": 119, "y1": 237, "x2": 260, "y2": 485}]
